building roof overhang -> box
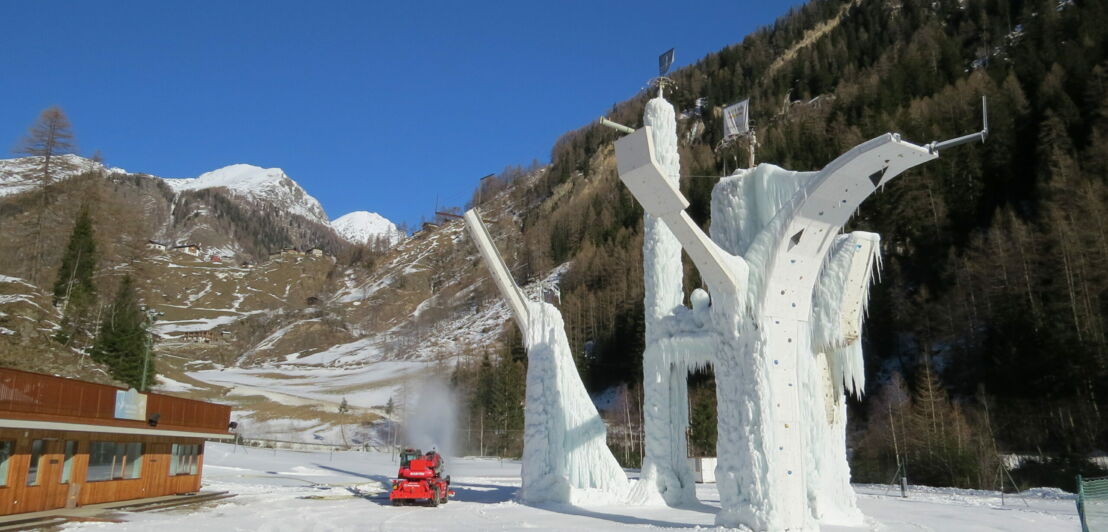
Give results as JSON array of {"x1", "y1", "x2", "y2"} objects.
[{"x1": 0, "y1": 418, "x2": 234, "y2": 440}]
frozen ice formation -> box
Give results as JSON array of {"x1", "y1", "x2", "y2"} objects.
[
  {"x1": 629, "y1": 98, "x2": 697, "y2": 507},
  {"x1": 463, "y1": 210, "x2": 629, "y2": 504},
  {"x1": 518, "y1": 299, "x2": 631, "y2": 503},
  {"x1": 616, "y1": 96, "x2": 939, "y2": 530}
]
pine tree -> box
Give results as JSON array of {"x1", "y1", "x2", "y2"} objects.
[
  {"x1": 688, "y1": 386, "x2": 717, "y2": 457},
  {"x1": 52, "y1": 205, "x2": 97, "y2": 345},
  {"x1": 90, "y1": 276, "x2": 153, "y2": 390}
]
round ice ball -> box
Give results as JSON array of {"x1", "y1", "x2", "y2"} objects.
[{"x1": 690, "y1": 288, "x2": 710, "y2": 311}]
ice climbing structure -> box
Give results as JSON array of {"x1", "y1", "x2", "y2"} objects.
[
  {"x1": 630, "y1": 98, "x2": 697, "y2": 506},
  {"x1": 463, "y1": 210, "x2": 629, "y2": 504},
  {"x1": 616, "y1": 96, "x2": 943, "y2": 530}
]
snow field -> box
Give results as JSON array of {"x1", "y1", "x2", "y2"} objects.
[{"x1": 56, "y1": 443, "x2": 1079, "y2": 531}]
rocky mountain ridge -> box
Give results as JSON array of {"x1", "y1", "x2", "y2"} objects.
[
  {"x1": 162, "y1": 163, "x2": 330, "y2": 225},
  {"x1": 0, "y1": 155, "x2": 402, "y2": 256}
]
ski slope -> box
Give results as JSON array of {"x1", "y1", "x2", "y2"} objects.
[{"x1": 58, "y1": 443, "x2": 1080, "y2": 531}]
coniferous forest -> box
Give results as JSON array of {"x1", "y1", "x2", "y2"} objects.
[{"x1": 461, "y1": 0, "x2": 1108, "y2": 490}]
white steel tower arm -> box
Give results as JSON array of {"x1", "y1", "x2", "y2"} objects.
[
  {"x1": 615, "y1": 126, "x2": 743, "y2": 299},
  {"x1": 464, "y1": 209, "x2": 530, "y2": 344}
]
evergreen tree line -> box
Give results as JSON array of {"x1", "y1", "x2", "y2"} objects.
[
  {"x1": 50, "y1": 196, "x2": 154, "y2": 390},
  {"x1": 450, "y1": 330, "x2": 527, "y2": 457}
]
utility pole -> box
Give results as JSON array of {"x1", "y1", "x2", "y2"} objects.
[{"x1": 141, "y1": 317, "x2": 153, "y2": 392}]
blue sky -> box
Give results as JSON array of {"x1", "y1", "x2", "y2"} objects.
[{"x1": 0, "y1": 1, "x2": 806, "y2": 229}]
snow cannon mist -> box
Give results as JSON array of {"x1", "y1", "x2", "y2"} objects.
[{"x1": 401, "y1": 377, "x2": 458, "y2": 459}]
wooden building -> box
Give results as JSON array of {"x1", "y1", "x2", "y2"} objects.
[
  {"x1": 172, "y1": 244, "x2": 201, "y2": 256},
  {"x1": 179, "y1": 330, "x2": 218, "y2": 344},
  {"x1": 0, "y1": 368, "x2": 233, "y2": 515}
]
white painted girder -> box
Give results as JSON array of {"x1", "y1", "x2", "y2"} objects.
[
  {"x1": 464, "y1": 209, "x2": 531, "y2": 344},
  {"x1": 615, "y1": 127, "x2": 745, "y2": 300}
]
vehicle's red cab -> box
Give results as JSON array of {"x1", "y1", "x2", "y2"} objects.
[{"x1": 389, "y1": 448, "x2": 453, "y2": 506}]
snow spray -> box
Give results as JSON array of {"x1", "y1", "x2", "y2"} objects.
[{"x1": 401, "y1": 377, "x2": 458, "y2": 458}]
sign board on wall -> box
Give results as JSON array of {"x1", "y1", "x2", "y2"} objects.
[{"x1": 114, "y1": 388, "x2": 148, "y2": 421}]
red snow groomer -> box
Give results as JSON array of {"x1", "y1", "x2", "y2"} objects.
[{"x1": 389, "y1": 448, "x2": 454, "y2": 506}]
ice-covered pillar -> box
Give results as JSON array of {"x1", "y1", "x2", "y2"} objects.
[
  {"x1": 707, "y1": 135, "x2": 936, "y2": 529},
  {"x1": 636, "y1": 97, "x2": 696, "y2": 505},
  {"x1": 518, "y1": 299, "x2": 630, "y2": 503},
  {"x1": 463, "y1": 210, "x2": 629, "y2": 504},
  {"x1": 618, "y1": 122, "x2": 940, "y2": 529}
]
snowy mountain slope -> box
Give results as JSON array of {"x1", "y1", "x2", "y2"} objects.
[
  {"x1": 0, "y1": 156, "x2": 331, "y2": 231},
  {"x1": 153, "y1": 183, "x2": 549, "y2": 438},
  {"x1": 163, "y1": 164, "x2": 329, "y2": 224},
  {"x1": 331, "y1": 210, "x2": 403, "y2": 245},
  {"x1": 0, "y1": 150, "x2": 543, "y2": 445},
  {"x1": 0, "y1": 154, "x2": 123, "y2": 197},
  {"x1": 0, "y1": 274, "x2": 117, "y2": 381}
]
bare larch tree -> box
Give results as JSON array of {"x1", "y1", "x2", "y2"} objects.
[{"x1": 15, "y1": 106, "x2": 76, "y2": 285}]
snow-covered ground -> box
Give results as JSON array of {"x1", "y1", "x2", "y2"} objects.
[{"x1": 59, "y1": 443, "x2": 1080, "y2": 531}]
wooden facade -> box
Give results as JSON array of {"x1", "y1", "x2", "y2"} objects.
[{"x1": 0, "y1": 368, "x2": 232, "y2": 516}]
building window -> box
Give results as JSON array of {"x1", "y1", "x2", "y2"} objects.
[
  {"x1": 0, "y1": 441, "x2": 12, "y2": 487},
  {"x1": 88, "y1": 441, "x2": 114, "y2": 481},
  {"x1": 26, "y1": 439, "x2": 44, "y2": 486},
  {"x1": 124, "y1": 442, "x2": 142, "y2": 479},
  {"x1": 60, "y1": 441, "x2": 77, "y2": 484},
  {"x1": 88, "y1": 441, "x2": 144, "y2": 481},
  {"x1": 170, "y1": 443, "x2": 201, "y2": 476}
]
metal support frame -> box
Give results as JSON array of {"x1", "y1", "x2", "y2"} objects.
[{"x1": 928, "y1": 96, "x2": 988, "y2": 153}]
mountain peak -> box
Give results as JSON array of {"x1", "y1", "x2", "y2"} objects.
[
  {"x1": 163, "y1": 164, "x2": 328, "y2": 224},
  {"x1": 331, "y1": 210, "x2": 403, "y2": 245}
]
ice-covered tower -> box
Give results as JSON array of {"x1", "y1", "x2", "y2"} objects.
[
  {"x1": 616, "y1": 101, "x2": 954, "y2": 528},
  {"x1": 463, "y1": 210, "x2": 629, "y2": 504},
  {"x1": 633, "y1": 97, "x2": 697, "y2": 505}
]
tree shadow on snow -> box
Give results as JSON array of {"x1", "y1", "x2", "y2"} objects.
[
  {"x1": 311, "y1": 463, "x2": 392, "y2": 484},
  {"x1": 310, "y1": 463, "x2": 397, "y2": 503}
]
